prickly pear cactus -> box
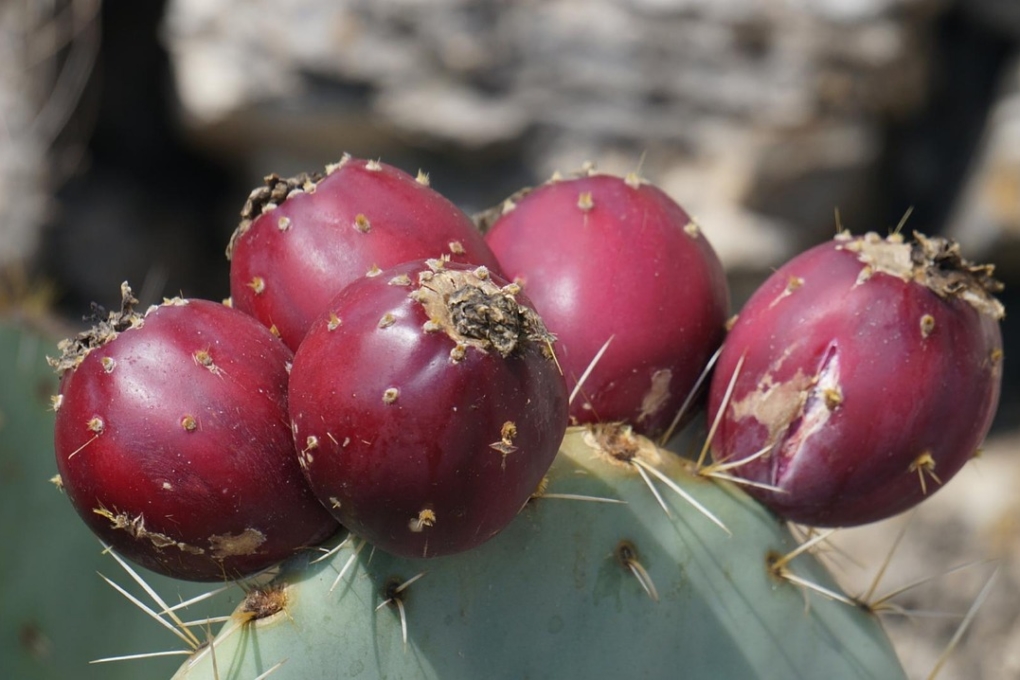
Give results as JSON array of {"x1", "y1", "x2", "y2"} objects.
[
  {"x1": 172, "y1": 425, "x2": 906, "y2": 680},
  {"x1": 0, "y1": 318, "x2": 235, "y2": 680}
]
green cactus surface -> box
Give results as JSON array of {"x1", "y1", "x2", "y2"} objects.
[
  {"x1": 172, "y1": 424, "x2": 906, "y2": 680},
  {"x1": 0, "y1": 317, "x2": 240, "y2": 680}
]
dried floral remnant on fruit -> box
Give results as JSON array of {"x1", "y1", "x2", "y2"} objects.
[
  {"x1": 414, "y1": 268, "x2": 555, "y2": 358},
  {"x1": 48, "y1": 282, "x2": 143, "y2": 374},
  {"x1": 228, "y1": 171, "x2": 323, "y2": 259},
  {"x1": 839, "y1": 232, "x2": 1004, "y2": 319}
]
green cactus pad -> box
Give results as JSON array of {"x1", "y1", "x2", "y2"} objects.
[{"x1": 172, "y1": 425, "x2": 905, "y2": 680}]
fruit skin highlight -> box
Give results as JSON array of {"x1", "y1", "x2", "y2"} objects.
[
  {"x1": 484, "y1": 169, "x2": 729, "y2": 437},
  {"x1": 51, "y1": 286, "x2": 339, "y2": 581},
  {"x1": 227, "y1": 154, "x2": 503, "y2": 350},
  {"x1": 288, "y1": 259, "x2": 568, "y2": 559},
  {"x1": 707, "y1": 231, "x2": 1004, "y2": 527}
]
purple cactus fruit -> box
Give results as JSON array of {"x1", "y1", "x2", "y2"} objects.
[
  {"x1": 51, "y1": 286, "x2": 339, "y2": 580},
  {"x1": 227, "y1": 154, "x2": 504, "y2": 350},
  {"x1": 483, "y1": 169, "x2": 730, "y2": 437},
  {"x1": 707, "y1": 231, "x2": 1004, "y2": 526},
  {"x1": 288, "y1": 259, "x2": 568, "y2": 559}
]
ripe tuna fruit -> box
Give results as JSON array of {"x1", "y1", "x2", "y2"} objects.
[
  {"x1": 707, "y1": 232, "x2": 1004, "y2": 527},
  {"x1": 483, "y1": 169, "x2": 730, "y2": 437},
  {"x1": 288, "y1": 259, "x2": 568, "y2": 559},
  {"x1": 51, "y1": 285, "x2": 339, "y2": 580},
  {"x1": 227, "y1": 154, "x2": 503, "y2": 350}
]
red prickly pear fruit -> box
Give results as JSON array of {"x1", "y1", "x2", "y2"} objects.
[
  {"x1": 227, "y1": 154, "x2": 504, "y2": 350},
  {"x1": 706, "y1": 231, "x2": 1005, "y2": 527},
  {"x1": 483, "y1": 169, "x2": 730, "y2": 437},
  {"x1": 288, "y1": 259, "x2": 568, "y2": 559},
  {"x1": 51, "y1": 285, "x2": 339, "y2": 581}
]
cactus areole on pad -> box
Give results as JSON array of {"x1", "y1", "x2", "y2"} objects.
[
  {"x1": 707, "y1": 232, "x2": 1004, "y2": 527},
  {"x1": 50, "y1": 285, "x2": 339, "y2": 580},
  {"x1": 288, "y1": 259, "x2": 569, "y2": 558}
]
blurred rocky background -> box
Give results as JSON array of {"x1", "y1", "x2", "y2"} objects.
[{"x1": 2, "y1": 0, "x2": 1019, "y2": 678}]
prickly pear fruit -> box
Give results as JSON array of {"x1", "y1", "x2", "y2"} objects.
[
  {"x1": 51, "y1": 285, "x2": 339, "y2": 580},
  {"x1": 288, "y1": 259, "x2": 568, "y2": 558},
  {"x1": 483, "y1": 169, "x2": 729, "y2": 437},
  {"x1": 227, "y1": 154, "x2": 504, "y2": 350},
  {"x1": 2, "y1": 317, "x2": 232, "y2": 680},
  {"x1": 171, "y1": 426, "x2": 907, "y2": 680},
  {"x1": 707, "y1": 231, "x2": 1004, "y2": 526}
]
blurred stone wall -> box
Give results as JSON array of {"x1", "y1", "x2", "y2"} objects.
[
  {"x1": 0, "y1": 0, "x2": 100, "y2": 273},
  {"x1": 162, "y1": 0, "x2": 940, "y2": 271}
]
